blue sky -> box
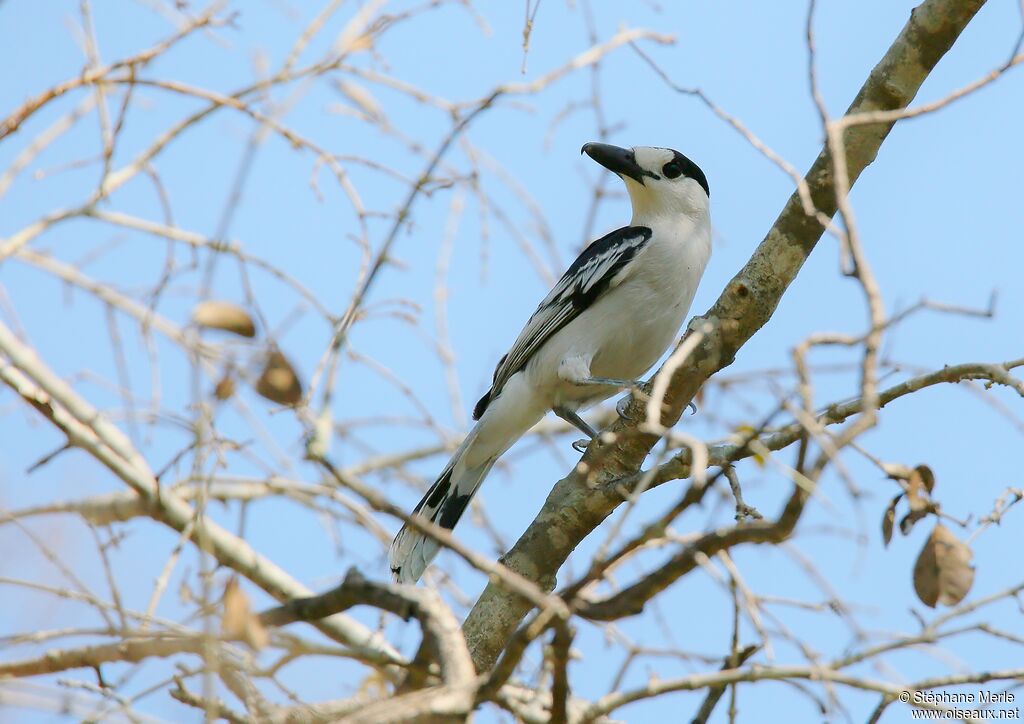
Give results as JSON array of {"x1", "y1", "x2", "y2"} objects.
[{"x1": 1, "y1": 1, "x2": 1023, "y2": 721}]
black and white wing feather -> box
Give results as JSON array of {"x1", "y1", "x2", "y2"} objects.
[{"x1": 473, "y1": 225, "x2": 652, "y2": 419}]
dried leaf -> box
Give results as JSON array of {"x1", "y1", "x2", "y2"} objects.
[
  {"x1": 221, "y1": 579, "x2": 247, "y2": 634},
  {"x1": 905, "y1": 468, "x2": 930, "y2": 510},
  {"x1": 214, "y1": 370, "x2": 236, "y2": 401},
  {"x1": 336, "y1": 80, "x2": 381, "y2": 119},
  {"x1": 899, "y1": 504, "x2": 937, "y2": 536},
  {"x1": 341, "y1": 32, "x2": 375, "y2": 53},
  {"x1": 912, "y1": 464, "x2": 936, "y2": 494},
  {"x1": 222, "y1": 578, "x2": 268, "y2": 650},
  {"x1": 912, "y1": 523, "x2": 975, "y2": 608},
  {"x1": 900, "y1": 464, "x2": 938, "y2": 535},
  {"x1": 192, "y1": 301, "x2": 256, "y2": 338},
  {"x1": 255, "y1": 349, "x2": 302, "y2": 405},
  {"x1": 882, "y1": 494, "x2": 901, "y2": 547}
]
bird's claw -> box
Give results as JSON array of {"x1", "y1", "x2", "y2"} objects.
[
  {"x1": 616, "y1": 381, "x2": 655, "y2": 421},
  {"x1": 617, "y1": 388, "x2": 696, "y2": 420},
  {"x1": 572, "y1": 438, "x2": 591, "y2": 453},
  {"x1": 616, "y1": 395, "x2": 633, "y2": 420}
]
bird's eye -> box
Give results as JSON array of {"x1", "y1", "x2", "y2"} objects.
[{"x1": 662, "y1": 161, "x2": 682, "y2": 179}]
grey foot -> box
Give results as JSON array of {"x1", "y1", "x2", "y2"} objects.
[
  {"x1": 554, "y1": 406, "x2": 598, "y2": 451},
  {"x1": 578, "y1": 375, "x2": 645, "y2": 389}
]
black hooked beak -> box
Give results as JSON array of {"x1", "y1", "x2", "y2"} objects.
[{"x1": 581, "y1": 142, "x2": 656, "y2": 185}]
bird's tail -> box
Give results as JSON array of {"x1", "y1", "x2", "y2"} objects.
[{"x1": 389, "y1": 429, "x2": 497, "y2": 584}]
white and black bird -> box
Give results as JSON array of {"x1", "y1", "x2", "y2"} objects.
[{"x1": 389, "y1": 143, "x2": 712, "y2": 583}]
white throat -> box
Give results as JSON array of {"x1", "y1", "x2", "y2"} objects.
[{"x1": 625, "y1": 178, "x2": 710, "y2": 228}]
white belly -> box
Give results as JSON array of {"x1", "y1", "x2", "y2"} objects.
[{"x1": 523, "y1": 225, "x2": 710, "y2": 410}]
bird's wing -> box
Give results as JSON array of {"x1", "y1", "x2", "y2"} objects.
[{"x1": 473, "y1": 225, "x2": 652, "y2": 420}]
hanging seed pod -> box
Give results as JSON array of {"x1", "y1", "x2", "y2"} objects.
[
  {"x1": 913, "y1": 523, "x2": 975, "y2": 608},
  {"x1": 192, "y1": 301, "x2": 256, "y2": 338},
  {"x1": 255, "y1": 349, "x2": 302, "y2": 405},
  {"x1": 213, "y1": 369, "x2": 236, "y2": 401},
  {"x1": 221, "y1": 578, "x2": 268, "y2": 650}
]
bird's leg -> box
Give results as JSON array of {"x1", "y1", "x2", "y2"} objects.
[
  {"x1": 554, "y1": 406, "x2": 598, "y2": 453},
  {"x1": 554, "y1": 406, "x2": 598, "y2": 439},
  {"x1": 558, "y1": 358, "x2": 648, "y2": 439},
  {"x1": 576, "y1": 375, "x2": 646, "y2": 389},
  {"x1": 558, "y1": 357, "x2": 645, "y2": 392}
]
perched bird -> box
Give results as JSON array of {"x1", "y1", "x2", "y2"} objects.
[{"x1": 389, "y1": 143, "x2": 712, "y2": 583}]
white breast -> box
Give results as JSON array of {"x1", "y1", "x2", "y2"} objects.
[{"x1": 525, "y1": 215, "x2": 711, "y2": 409}]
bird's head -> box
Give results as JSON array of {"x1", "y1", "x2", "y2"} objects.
[{"x1": 582, "y1": 142, "x2": 709, "y2": 222}]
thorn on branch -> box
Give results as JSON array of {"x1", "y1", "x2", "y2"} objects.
[
  {"x1": 25, "y1": 442, "x2": 73, "y2": 474},
  {"x1": 92, "y1": 663, "x2": 107, "y2": 689}
]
